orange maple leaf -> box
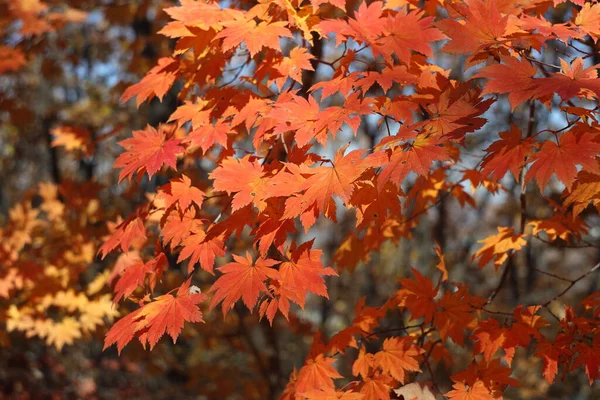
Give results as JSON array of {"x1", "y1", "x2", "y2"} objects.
[
  {"x1": 564, "y1": 171, "x2": 600, "y2": 216},
  {"x1": 373, "y1": 337, "x2": 423, "y2": 383},
  {"x1": 177, "y1": 226, "x2": 226, "y2": 274},
  {"x1": 104, "y1": 278, "x2": 207, "y2": 354},
  {"x1": 112, "y1": 253, "x2": 166, "y2": 303},
  {"x1": 121, "y1": 57, "x2": 179, "y2": 107},
  {"x1": 437, "y1": 0, "x2": 508, "y2": 59},
  {"x1": 214, "y1": 19, "x2": 292, "y2": 56},
  {"x1": 114, "y1": 126, "x2": 184, "y2": 182},
  {"x1": 445, "y1": 380, "x2": 494, "y2": 400},
  {"x1": 278, "y1": 241, "x2": 337, "y2": 308},
  {"x1": 376, "y1": 136, "x2": 450, "y2": 191},
  {"x1": 209, "y1": 252, "x2": 280, "y2": 315},
  {"x1": 397, "y1": 267, "x2": 438, "y2": 324},
  {"x1": 283, "y1": 148, "x2": 370, "y2": 227},
  {"x1": 157, "y1": 174, "x2": 205, "y2": 210},
  {"x1": 472, "y1": 227, "x2": 527, "y2": 270},
  {"x1": 99, "y1": 216, "x2": 147, "y2": 259},
  {"x1": 296, "y1": 354, "x2": 343, "y2": 394},
  {"x1": 209, "y1": 156, "x2": 267, "y2": 211},
  {"x1": 272, "y1": 47, "x2": 315, "y2": 90}
]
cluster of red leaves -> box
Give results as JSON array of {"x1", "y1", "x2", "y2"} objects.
[{"x1": 93, "y1": 0, "x2": 600, "y2": 398}]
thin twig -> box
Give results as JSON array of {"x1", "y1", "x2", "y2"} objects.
[{"x1": 541, "y1": 261, "x2": 600, "y2": 308}]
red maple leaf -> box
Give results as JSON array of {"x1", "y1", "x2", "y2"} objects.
[
  {"x1": 481, "y1": 125, "x2": 537, "y2": 181},
  {"x1": 525, "y1": 131, "x2": 600, "y2": 190},
  {"x1": 536, "y1": 58, "x2": 600, "y2": 101}
]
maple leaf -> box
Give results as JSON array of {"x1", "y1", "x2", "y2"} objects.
[
  {"x1": 437, "y1": 0, "x2": 508, "y2": 58},
  {"x1": 373, "y1": 337, "x2": 423, "y2": 383},
  {"x1": 473, "y1": 319, "x2": 507, "y2": 363},
  {"x1": 177, "y1": 227, "x2": 226, "y2": 274},
  {"x1": 435, "y1": 287, "x2": 477, "y2": 345},
  {"x1": 51, "y1": 125, "x2": 94, "y2": 156},
  {"x1": 161, "y1": 208, "x2": 196, "y2": 247},
  {"x1": 318, "y1": 1, "x2": 386, "y2": 47},
  {"x1": 481, "y1": 125, "x2": 536, "y2": 181},
  {"x1": 187, "y1": 122, "x2": 231, "y2": 154},
  {"x1": 360, "y1": 377, "x2": 391, "y2": 400},
  {"x1": 376, "y1": 136, "x2": 450, "y2": 191},
  {"x1": 536, "y1": 58, "x2": 600, "y2": 101},
  {"x1": 209, "y1": 156, "x2": 267, "y2": 211},
  {"x1": 104, "y1": 278, "x2": 207, "y2": 354},
  {"x1": 572, "y1": 340, "x2": 600, "y2": 384},
  {"x1": 278, "y1": 241, "x2": 337, "y2": 308},
  {"x1": 214, "y1": 19, "x2": 293, "y2": 56},
  {"x1": 272, "y1": 47, "x2": 315, "y2": 90},
  {"x1": 397, "y1": 267, "x2": 438, "y2": 324},
  {"x1": 473, "y1": 56, "x2": 538, "y2": 110},
  {"x1": 209, "y1": 252, "x2": 280, "y2": 315},
  {"x1": 376, "y1": 9, "x2": 447, "y2": 65},
  {"x1": 473, "y1": 227, "x2": 527, "y2": 270},
  {"x1": 356, "y1": 66, "x2": 418, "y2": 93},
  {"x1": 114, "y1": 126, "x2": 184, "y2": 182},
  {"x1": 112, "y1": 253, "x2": 166, "y2": 303},
  {"x1": 310, "y1": 0, "x2": 346, "y2": 12},
  {"x1": 99, "y1": 217, "x2": 147, "y2": 259},
  {"x1": 121, "y1": 57, "x2": 179, "y2": 107},
  {"x1": 575, "y1": 3, "x2": 600, "y2": 42},
  {"x1": 157, "y1": 174, "x2": 205, "y2": 210},
  {"x1": 525, "y1": 131, "x2": 600, "y2": 190},
  {"x1": 518, "y1": 15, "x2": 575, "y2": 43},
  {"x1": 564, "y1": 171, "x2": 600, "y2": 216},
  {"x1": 296, "y1": 354, "x2": 343, "y2": 394},
  {"x1": 283, "y1": 147, "x2": 370, "y2": 226},
  {"x1": 535, "y1": 339, "x2": 562, "y2": 383},
  {"x1": 168, "y1": 100, "x2": 211, "y2": 129},
  {"x1": 353, "y1": 346, "x2": 374, "y2": 378},
  {"x1": 445, "y1": 381, "x2": 494, "y2": 400}
]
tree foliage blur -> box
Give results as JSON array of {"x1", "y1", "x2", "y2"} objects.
[{"x1": 2, "y1": 0, "x2": 600, "y2": 399}]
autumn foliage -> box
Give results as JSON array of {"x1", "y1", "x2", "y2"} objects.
[{"x1": 2, "y1": 0, "x2": 600, "y2": 398}]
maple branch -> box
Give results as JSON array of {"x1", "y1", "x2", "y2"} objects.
[
  {"x1": 478, "y1": 306, "x2": 513, "y2": 317},
  {"x1": 383, "y1": 116, "x2": 392, "y2": 136},
  {"x1": 569, "y1": 41, "x2": 596, "y2": 56},
  {"x1": 534, "y1": 268, "x2": 573, "y2": 283},
  {"x1": 486, "y1": 258, "x2": 513, "y2": 304},
  {"x1": 541, "y1": 260, "x2": 600, "y2": 309},
  {"x1": 421, "y1": 339, "x2": 442, "y2": 395},
  {"x1": 532, "y1": 235, "x2": 600, "y2": 249},
  {"x1": 357, "y1": 324, "x2": 424, "y2": 345},
  {"x1": 523, "y1": 55, "x2": 560, "y2": 70}
]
